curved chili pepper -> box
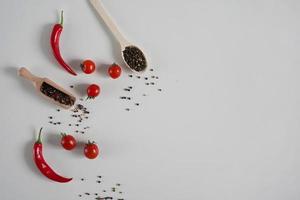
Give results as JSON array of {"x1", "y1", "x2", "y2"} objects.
[
  {"x1": 50, "y1": 11, "x2": 77, "y2": 76},
  {"x1": 33, "y1": 128, "x2": 72, "y2": 183}
]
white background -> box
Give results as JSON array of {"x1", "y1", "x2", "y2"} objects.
[{"x1": 0, "y1": 0, "x2": 300, "y2": 200}]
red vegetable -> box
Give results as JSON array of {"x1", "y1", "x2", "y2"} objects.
[
  {"x1": 84, "y1": 141, "x2": 99, "y2": 159},
  {"x1": 50, "y1": 11, "x2": 77, "y2": 76},
  {"x1": 81, "y1": 60, "x2": 96, "y2": 74},
  {"x1": 108, "y1": 63, "x2": 122, "y2": 79},
  {"x1": 33, "y1": 128, "x2": 72, "y2": 183},
  {"x1": 87, "y1": 84, "x2": 100, "y2": 99},
  {"x1": 61, "y1": 133, "x2": 77, "y2": 150}
]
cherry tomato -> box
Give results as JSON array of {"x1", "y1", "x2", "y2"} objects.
[
  {"x1": 81, "y1": 60, "x2": 96, "y2": 74},
  {"x1": 87, "y1": 84, "x2": 100, "y2": 99},
  {"x1": 84, "y1": 141, "x2": 99, "y2": 159},
  {"x1": 61, "y1": 133, "x2": 77, "y2": 150},
  {"x1": 108, "y1": 63, "x2": 122, "y2": 79}
]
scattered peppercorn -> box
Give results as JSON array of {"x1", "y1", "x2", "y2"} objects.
[
  {"x1": 77, "y1": 104, "x2": 84, "y2": 110},
  {"x1": 96, "y1": 197, "x2": 113, "y2": 200}
]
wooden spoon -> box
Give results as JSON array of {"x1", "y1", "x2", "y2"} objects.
[
  {"x1": 90, "y1": 0, "x2": 148, "y2": 73},
  {"x1": 18, "y1": 67, "x2": 76, "y2": 109}
]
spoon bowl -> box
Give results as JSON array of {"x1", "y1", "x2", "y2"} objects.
[{"x1": 121, "y1": 45, "x2": 148, "y2": 73}]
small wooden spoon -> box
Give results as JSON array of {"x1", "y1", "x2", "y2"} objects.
[
  {"x1": 18, "y1": 67, "x2": 76, "y2": 109},
  {"x1": 90, "y1": 0, "x2": 148, "y2": 73}
]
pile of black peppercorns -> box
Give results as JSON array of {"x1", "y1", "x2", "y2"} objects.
[
  {"x1": 122, "y1": 46, "x2": 147, "y2": 72},
  {"x1": 40, "y1": 82, "x2": 75, "y2": 107}
]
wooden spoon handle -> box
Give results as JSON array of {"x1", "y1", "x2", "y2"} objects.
[
  {"x1": 90, "y1": 0, "x2": 130, "y2": 48},
  {"x1": 19, "y1": 67, "x2": 40, "y2": 83}
]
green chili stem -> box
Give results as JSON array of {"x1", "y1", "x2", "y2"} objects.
[
  {"x1": 37, "y1": 127, "x2": 43, "y2": 144},
  {"x1": 60, "y1": 10, "x2": 64, "y2": 26}
]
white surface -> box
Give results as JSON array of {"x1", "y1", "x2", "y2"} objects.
[{"x1": 0, "y1": 0, "x2": 300, "y2": 199}]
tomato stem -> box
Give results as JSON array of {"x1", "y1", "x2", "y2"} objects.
[
  {"x1": 60, "y1": 10, "x2": 64, "y2": 26},
  {"x1": 37, "y1": 127, "x2": 43, "y2": 144}
]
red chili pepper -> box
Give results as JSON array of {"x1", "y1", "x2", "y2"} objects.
[
  {"x1": 33, "y1": 128, "x2": 72, "y2": 183},
  {"x1": 50, "y1": 11, "x2": 77, "y2": 76}
]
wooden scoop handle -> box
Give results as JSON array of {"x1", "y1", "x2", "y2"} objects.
[
  {"x1": 90, "y1": 0, "x2": 130, "y2": 48},
  {"x1": 19, "y1": 67, "x2": 40, "y2": 83}
]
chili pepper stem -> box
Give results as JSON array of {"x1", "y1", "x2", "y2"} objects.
[
  {"x1": 60, "y1": 10, "x2": 64, "y2": 26},
  {"x1": 37, "y1": 127, "x2": 43, "y2": 144}
]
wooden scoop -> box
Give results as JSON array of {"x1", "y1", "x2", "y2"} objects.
[{"x1": 18, "y1": 67, "x2": 76, "y2": 109}]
